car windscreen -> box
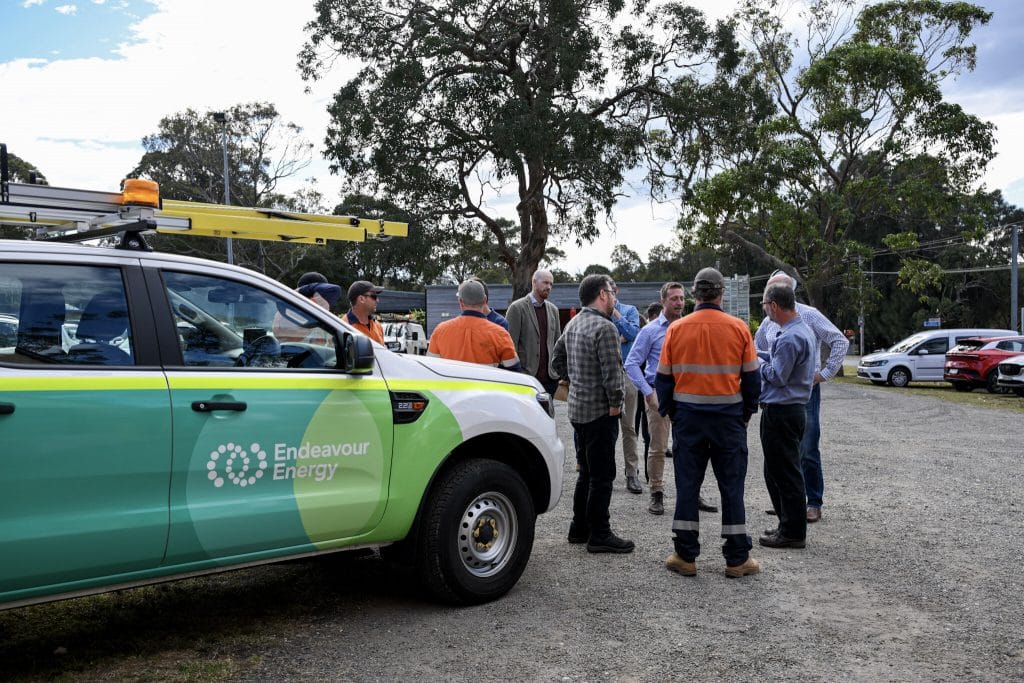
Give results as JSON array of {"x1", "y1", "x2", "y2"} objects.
[{"x1": 889, "y1": 333, "x2": 929, "y2": 353}]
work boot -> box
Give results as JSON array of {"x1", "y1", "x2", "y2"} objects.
[
  {"x1": 725, "y1": 557, "x2": 760, "y2": 578},
  {"x1": 648, "y1": 491, "x2": 664, "y2": 515},
  {"x1": 567, "y1": 521, "x2": 589, "y2": 544},
  {"x1": 665, "y1": 552, "x2": 696, "y2": 576},
  {"x1": 625, "y1": 475, "x2": 643, "y2": 494},
  {"x1": 586, "y1": 533, "x2": 635, "y2": 554}
]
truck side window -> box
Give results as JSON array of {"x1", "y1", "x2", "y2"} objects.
[
  {"x1": 161, "y1": 271, "x2": 338, "y2": 370},
  {"x1": 0, "y1": 264, "x2": 133, "y2": 366}
]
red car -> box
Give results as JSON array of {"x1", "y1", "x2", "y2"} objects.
[{"x1": 944, "y1": 336, "x2": 1024, "y2": 393}]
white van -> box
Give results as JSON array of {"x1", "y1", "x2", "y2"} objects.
[{"x1": 857, "y1": 328, "x2": 1018, "y2": 387}]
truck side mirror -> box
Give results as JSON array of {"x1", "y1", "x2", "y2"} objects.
[{"x1": 340, "y1": 332, "x2": 375, "y2": 374}]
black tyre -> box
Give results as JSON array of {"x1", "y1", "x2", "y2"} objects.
[
  {"x1": 1015, "y1": 388, "x2": 1024, "y2": 398},
  {"x1": 887, "y1": 366, "x2": 911, "y2": 387},
  {"x1": 985, "y1": 370, "x2": 1008, "y2": 394},
  {"x1": 951, "y1": 382, "x2": 973, "y2": 393},
  {"x1": 416, "y1": 460, "x2": 535, "y2": 605}
]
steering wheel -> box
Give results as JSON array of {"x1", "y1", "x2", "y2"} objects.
[{"x1": 235, "y1": 335, "x2": 282, "y2": 367}]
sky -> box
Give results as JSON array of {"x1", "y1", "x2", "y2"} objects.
[{"x1": 2, "y1": 0, "x2": 1023, "y2": 276}]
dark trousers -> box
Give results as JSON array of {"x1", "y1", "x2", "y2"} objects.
[
  {"x1": 760, "y1": 403, "x2": 808, "y2": 539},
  {"x1": 571, "y1": 414, "x2": 619, "y2": 539},
  {"x1": 670, "y1": 408, "x2": 752, "y2": 566}
]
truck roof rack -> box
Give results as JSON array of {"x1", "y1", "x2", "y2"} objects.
[{"x1": 0, "y1": 143, "x2": 408, "y2": 248}]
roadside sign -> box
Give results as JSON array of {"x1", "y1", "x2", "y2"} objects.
[{"x1": 923, "y1": 318, "x2": 941, "y2": 328}]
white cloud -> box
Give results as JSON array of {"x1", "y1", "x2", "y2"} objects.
[
  {"x1": 54, "y1": 4, "x2": 77, "y2": 15},
  {"x1": 22, "y1": 0, "x2": 45, "y2": 7},
  {"x1": 2, "y1": 0, "x2": 1020, "y2": 276}
]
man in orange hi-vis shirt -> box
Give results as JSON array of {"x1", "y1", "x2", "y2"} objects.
[
  {"x1": 427, "y1": 279, "x2": 524, "y2": 371},
  {"x1": 655, "y1": 267, "x2": 762, "y2": 580}
]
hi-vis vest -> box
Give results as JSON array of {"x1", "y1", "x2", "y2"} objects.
[{"x1": 657, "y1": 307, "x2": 759, "y2": 406}]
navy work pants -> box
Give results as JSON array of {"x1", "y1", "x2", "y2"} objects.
[{"x1": 670, "y1": 408, "x2": 752, "y2": 566}]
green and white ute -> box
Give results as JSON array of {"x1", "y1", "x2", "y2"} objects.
[{"x1": 0, "y1": 238, "x2": 563, "y2": 608}]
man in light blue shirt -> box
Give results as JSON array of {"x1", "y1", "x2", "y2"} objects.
[
  {"x1": 611, "y1": 284, "x2": 641, "y2": 494},
  {"x1": 757, "y1": 283, "x2": 816, "y2": 549},
  {"x1": 755, "y1": 269, "x2": 850, "y2": 523}
]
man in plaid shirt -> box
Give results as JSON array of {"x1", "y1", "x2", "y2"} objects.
[{"x1": 553, "y1": 273, "x2": 634, "y2": 554}]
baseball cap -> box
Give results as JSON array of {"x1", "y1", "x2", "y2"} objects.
[
  {"x1": 457, "y1": 279, "x2": 486, "y2": 305},
  {"x1": 297, "y1": 271, "x2": 328, "y2": 288},
  {"x1": 348, "y1": 280, "x2": 384, "y2": 303},
  {"x1": 296, "y1": 272, "x2": 342, "y2": 308},
  {"x1": 693, "y1": 267, "x2": 725, "y2": 291}
]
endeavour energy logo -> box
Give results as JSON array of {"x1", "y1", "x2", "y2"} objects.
[{"x1": 206, "y1": 440, "x2": 372, "y2": 488}]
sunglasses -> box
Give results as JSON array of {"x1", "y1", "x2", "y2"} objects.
[{"x1": 365, "y1": 293, "x2": 379, "y2": 300}]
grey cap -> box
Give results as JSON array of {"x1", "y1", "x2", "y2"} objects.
[
  {"x1": 693, "y1": 267, "x2": 725, "y2": 291},
  {"x1": 457, "y1": 279, "x2": 486, "y2": 306},
  {"x1": 348, "y1": 280, "x2": 384, "y2": 303}
]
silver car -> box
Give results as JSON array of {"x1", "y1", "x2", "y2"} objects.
[{"x1": 996, "y1": 354, "x2": 1024, "y2": 397}]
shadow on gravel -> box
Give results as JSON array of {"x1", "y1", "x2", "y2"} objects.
[{"x1": 0, "y1": 552, "x2": 425, "y2": 682}]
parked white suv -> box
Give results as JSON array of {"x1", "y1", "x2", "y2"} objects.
[{"x1": 857, "y1": 328, "x2": 1018, "y2": 387}]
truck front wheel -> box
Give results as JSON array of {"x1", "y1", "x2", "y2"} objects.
[{"x1": 416, "y1": 460, "x2": 535, "y2": 605}]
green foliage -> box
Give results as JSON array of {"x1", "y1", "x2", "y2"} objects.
[
  {"x1": 131, "y1": 102, "x2": 319, "y2": 279},
  {"x1": 672, "y1": 0, "x2": 997, "y2": 341},
  {"x1": 301, "y1": 0, "x2": 732, "y2": 297}
]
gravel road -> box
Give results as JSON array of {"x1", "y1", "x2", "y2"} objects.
[
  {"x1": 242, "y1": 380, "x2": 1023, "y2": 682},
  {"x1": 4, "y1": 380, "x2": 1022, "y2": 682}
]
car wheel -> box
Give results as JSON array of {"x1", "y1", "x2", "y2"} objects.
[
  {"x1": 416, "y1": 460, "x2": 535, "y2": 605},
  {"x1": 1015, "y1": 388, "x2": 1024, "y2": 398},
  {"x1": 951, "y1": 382, "x2": 973, "y2": 393},
  {"x1": 887, "y1": 367, "x2": 911, "y2": 387},
  {"x1": 985, "y1": 370, "x2": 1008, "y2": 394}
]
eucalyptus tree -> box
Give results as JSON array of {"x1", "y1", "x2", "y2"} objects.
[
  {"x1": 300, "y1": 0, "x2": 738, "y2": 297},
  {"x1": 678, "y1": 0, "x2": 995, "y2": 317}
]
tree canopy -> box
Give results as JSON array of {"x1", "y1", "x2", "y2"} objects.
[
  {"x1": 674, "y1": 0, "x2": 997, "y2": 332},
  {"x1": 129, "y1": 102, "x2": 319, "y2": 278},
  {"x1": 300, "y1": 0, "x2": 737, "y2": 296}
]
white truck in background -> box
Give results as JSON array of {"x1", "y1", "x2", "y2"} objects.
[{"x1": 383, "y1": 320, "x2": 428, "y2": 355}]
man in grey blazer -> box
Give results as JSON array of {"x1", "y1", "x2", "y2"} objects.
[{"x1": 507, "y1": 269, "x2": 562, "y2": 394}]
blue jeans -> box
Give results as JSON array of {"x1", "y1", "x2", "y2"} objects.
[
  {"x1": 669, "y1": 408, "x2": 752, "y2": 566},
  {"x1": 801, "y1": 383, "x2": 823, "y2": 508},
  {"x1": 572, "y1": 414, "x2": 619, "y2": 539}
]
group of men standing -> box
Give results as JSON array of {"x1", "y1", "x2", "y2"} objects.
[
  {"x1": 329, "y1": 265, "x2": 848, "y2": 579},
  {"x1": 548, "y1": 267, "x2": 848, "y2": 579}
]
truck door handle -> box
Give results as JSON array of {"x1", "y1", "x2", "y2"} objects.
[
  {"x1": 0, "y1": 402, "x2": 14, "y2": 415},
  {"x1": 191, "y1": 400, "x2": 247, "y2": 413}
]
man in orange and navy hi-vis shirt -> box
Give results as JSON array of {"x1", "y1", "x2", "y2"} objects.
[
  {"x1": 656, "y1": 267, "x2": 762, "y2": 580},
  {"x1": 427, "y1": 279, "x2": 523, "y2": 371},
  {"x1": 345, "y1": 280, "x2": 385, "y2": 344}
]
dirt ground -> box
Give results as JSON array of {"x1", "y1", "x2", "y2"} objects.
[{"x1": 2, "y1": 379, "x2": 1022, "y2": 682}]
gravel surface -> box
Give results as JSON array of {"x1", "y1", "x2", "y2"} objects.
[
  {"x1": 4, "y1": 380, "x2": 1022, "y2": 681},
  {"x1": 243, "y1": 380, "x2": 1023, "y2": 682}
]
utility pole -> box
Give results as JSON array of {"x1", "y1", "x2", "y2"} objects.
[
  {"x1": 858, "y1": 255, "x2": 865, "y2": 356},
  {"x1": 210, "y1": 112, "x2": 233, "y2": 265},
  {"x1": 1012, "y1": 222, "x2": 1019, "y2": 332}
]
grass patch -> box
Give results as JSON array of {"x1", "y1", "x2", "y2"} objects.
[{"x1": 836, "y1": 366, "x2": 1024, "y2": 414}]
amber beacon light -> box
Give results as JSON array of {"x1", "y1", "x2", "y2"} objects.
[{"x1": 121, "y1": 179, "x2": 160, "y2": 207}]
